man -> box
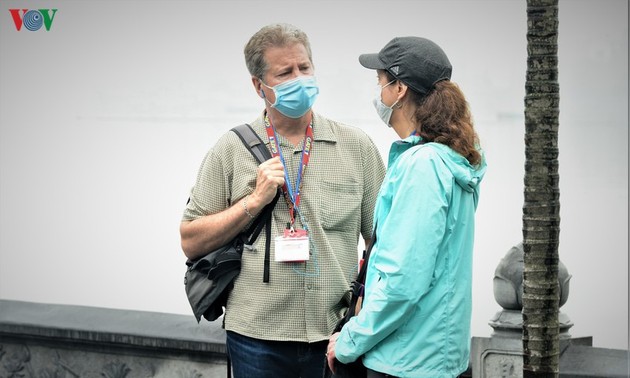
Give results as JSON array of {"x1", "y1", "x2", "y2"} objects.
[{"x1": 180, "y1": 23, "x2": 385, "y2": 377}]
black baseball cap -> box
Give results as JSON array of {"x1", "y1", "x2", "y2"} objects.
[{"x1": 359, "y1": 36, "x2": 452, "y2": 97}]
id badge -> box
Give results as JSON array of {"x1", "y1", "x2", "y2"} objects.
[{"x1": 275, "y1": 229, "x2": 310, "y2": 262}]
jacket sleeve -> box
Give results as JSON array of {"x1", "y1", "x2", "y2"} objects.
[{"x1": 335, "y1": 147, "x2": 450, "y2": 363}]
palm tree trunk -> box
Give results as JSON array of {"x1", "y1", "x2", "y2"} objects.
[{"x1": 522, "y1": 0, "x2": 561, "y2": 377}]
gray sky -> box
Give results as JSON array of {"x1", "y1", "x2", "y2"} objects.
[{"x1": 0, "y1": 0, "x2": 627, "y2": 349}]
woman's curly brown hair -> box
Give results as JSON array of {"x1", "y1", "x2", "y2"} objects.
[
  {"x1": 408, "y1": 80, "x2": 482, "y2": 166},
  {"x1": 383, "y1": 68, "x2": 482, "y2": 166}
]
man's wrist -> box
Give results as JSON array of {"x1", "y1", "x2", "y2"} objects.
[{"x1": 242, "y1": 195, "x2": 256, "y2": 219}]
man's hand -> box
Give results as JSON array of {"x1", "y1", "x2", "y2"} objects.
[{"x1": 249, "y1": 156, "x2": 285, "y2": 211}]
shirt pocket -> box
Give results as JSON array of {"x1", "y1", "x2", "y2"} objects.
[{"x1": 320, "y1": 180, "x2": 361, "y2": 231}]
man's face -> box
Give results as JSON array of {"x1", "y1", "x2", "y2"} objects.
[{"x1": 257, "y1": 43, "x2": 313, "y2": 103}]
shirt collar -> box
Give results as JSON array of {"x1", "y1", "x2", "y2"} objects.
[
  {"x1": 251, "y1": 111, "x2": 338, "y2": 144},
  {"x1": 311, "y1": 112, "x2": 337, "y2": 143}
]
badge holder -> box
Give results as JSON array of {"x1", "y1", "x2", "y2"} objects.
[{"x1": 275, "y1": 226, "x2": 309, "y2": 262}]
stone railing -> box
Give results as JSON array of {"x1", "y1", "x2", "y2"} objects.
[
  {"x1": 0, "y1": 300, "x2": 227, "y2": 377},
  {"x1": 1, "y1": 299, "x2": 628, "y2": 377}
]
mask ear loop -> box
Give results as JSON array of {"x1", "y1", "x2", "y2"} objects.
[
  {"x1": 379, "y1": 79, "x2": 400, "y2": 109},
  {"x1": 258, "y1": 79, "x2": 277, "y2": 107},
  {"x1": 381, "y1": 79, "x2": 396, "y2": 90}
]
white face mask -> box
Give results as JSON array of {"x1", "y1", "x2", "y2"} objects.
[{"x1": 372, "y1": 80, "x2": 398, "y2": 127}]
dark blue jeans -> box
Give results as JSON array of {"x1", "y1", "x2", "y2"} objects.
[
  {"x1": 226, "y1": 331, "x2": 328, "y2": 378},
  {"x1": 367, "y1": 368, "x2": 397, "y2": 377}
]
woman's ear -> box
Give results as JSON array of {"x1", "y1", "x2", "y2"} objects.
[
  {"x1": 397, "y1": 81, "x2": 408, "y2": 97},
  {"x1": 396, "y1": 81, "x2": 409, "y2": 104}
]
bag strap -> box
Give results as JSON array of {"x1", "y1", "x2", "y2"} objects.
[
  {"x1": 232, "y1": 123, "x2": 271, "y2": 166},
  {"x1": 357, "y1": 224, "x2": 377, "y2": 285},
  {"x1": 231, "y1": 124, "x2": 280, "y2": 284}
]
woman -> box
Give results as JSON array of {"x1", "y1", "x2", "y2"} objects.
[{"x1": 326, "y1": 37, "x2": 487, "y2": 377}]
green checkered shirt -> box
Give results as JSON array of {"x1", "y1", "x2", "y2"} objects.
[{"x1": 183, "y1": 112, "x2": 385, "y2": 342}]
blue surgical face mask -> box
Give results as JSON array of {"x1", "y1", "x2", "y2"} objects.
[
  {"x1": 372, "y1": 80, "x2": 398, "y2": 127},
  {"x1": 261, "y1": 76, "x2": 319, "y2": 118}
]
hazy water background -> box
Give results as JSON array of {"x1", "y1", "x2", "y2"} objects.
[{"x1": 1, "y1": 0, "x2": 627, "y2": 349}]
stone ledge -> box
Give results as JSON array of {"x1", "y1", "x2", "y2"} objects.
[
  {"x1": 559, "y1": 344, "x2": 630, "y2": 378},
  {"x1": 0, "y1": 299, "x2": 226, "y2": 357},
  {"x1": 471, "y1": 335, "x2": 630, "y2": 378}
]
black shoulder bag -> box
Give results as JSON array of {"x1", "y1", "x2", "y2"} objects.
[
  {"x1": 184, "y1": 124, "x2": 279, "y2": 323},
  {"x1": 323, "y1": 226, "x2": 377, "y2": 378}
]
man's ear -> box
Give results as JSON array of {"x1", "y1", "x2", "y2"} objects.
[{"x1": 252, "y1": 77, "x2": 264, "y2": 98}]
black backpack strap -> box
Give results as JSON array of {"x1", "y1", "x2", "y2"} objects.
[
  {"x1": 357, "y1": 224, "x2": 377, "y2": 285},
  {"x1": 231, "y1": 124, "x2": 279, "y2": 284},
  {"x1": 241, "y1": 191, "x2": 279, "y2": 243},
  {"x1": 232, "y1": 123, "x2": 270, "y2": 166}
]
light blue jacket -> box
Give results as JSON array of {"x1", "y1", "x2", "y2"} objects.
[{"x1": 335, "y1": 136, "x2": 486, "y2": 377}]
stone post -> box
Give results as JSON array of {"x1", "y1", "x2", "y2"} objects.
[{"x1": 470, "y1": 243, "x2": 573, "y2": 377}]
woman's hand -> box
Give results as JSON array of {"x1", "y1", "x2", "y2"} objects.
[{"x1": 326, "y1": 332, "x2": 340, "y2": 373}]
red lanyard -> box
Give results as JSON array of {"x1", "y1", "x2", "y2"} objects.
[{"x1": 264, "y1": 114, "x2": 314, "y2": 226}]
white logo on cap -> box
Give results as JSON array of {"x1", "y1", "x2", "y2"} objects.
[{"x1": 390, "y1": 65, "x2": 400, "y2": 75}]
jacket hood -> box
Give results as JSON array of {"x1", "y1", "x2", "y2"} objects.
[
  {"x1": 428, "y1": 142, "x2": 486, "y2": 194},
  {"x1": 387, "y1": 136, "x2": 487, "y2": 197}
]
